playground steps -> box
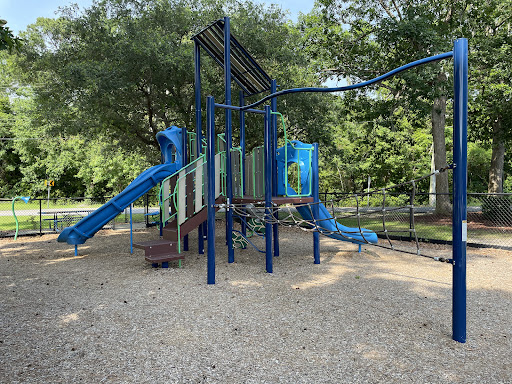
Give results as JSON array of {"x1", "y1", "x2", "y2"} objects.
[
  {"x1": 135, "y1": 197, "x2": 223, "y2": 267},
  {"x1": 132, "y1": 239, "x2": 184, "y2": 264}
]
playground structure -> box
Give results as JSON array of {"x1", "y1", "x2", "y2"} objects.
[{"x1": 57, "y1": 17, "x2": 468, "y2": 343}]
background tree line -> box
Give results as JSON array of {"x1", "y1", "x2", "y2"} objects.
[{"x1": 1, "y1": 0, "x2": 511, "y2": 209}]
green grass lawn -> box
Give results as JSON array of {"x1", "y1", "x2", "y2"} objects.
[
  {"x1": 0, "y1": 199, "x2": 106, "y2": 212},
  {"x1": 0, "y1": 215, "x2": 41, "y2": 232},
  {"x1": 2, "y1": 204, "x2": 509, "y2": 246},
  {"x1": 270, "y1": 210, "x2": 455, "y2": 241},
  {"x1": 0, "y1": 212, "x2": 149, "y2": 233}
]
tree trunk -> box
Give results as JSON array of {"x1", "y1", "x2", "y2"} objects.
[
  {"x1": 488, "y1": 118, "x2": 505, "y2": 193},
  {"x1": 431, "y1": 94, "x2": 452, "y2": 215},
  {"x1": 429, "y1": 142, "x2": 436, "y2": 206}
]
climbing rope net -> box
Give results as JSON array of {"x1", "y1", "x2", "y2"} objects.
[{"x1": 220, "y1": 166, "x2": 454, "y2": 263}]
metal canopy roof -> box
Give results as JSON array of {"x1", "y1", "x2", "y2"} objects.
[{"x1": 192, "y1": 19, "x2": 272, "y2": 96}]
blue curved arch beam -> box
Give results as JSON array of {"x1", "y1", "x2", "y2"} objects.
[{"x1": 241, "y1": 51, "x2": 453, "y2": 110}]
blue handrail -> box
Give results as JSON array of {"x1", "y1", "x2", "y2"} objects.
[{"x1": 234, "y1": 51, "x2": 454, "y2": 111}]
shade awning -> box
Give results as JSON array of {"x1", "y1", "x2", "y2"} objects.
[{"x1": 192, "y1": 19, "x2": 272, "y2": 96}]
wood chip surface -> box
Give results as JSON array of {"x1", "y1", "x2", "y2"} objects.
[{"x1": 1, "y1": 222, "x2": 511, "y2": 383}]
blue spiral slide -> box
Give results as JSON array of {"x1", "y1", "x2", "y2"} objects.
[
  {"x1": 58, "y1": 127, "x2": 185, "y2": 245},
  {"x1": 276, "y1": 141, "x2": 378, "y2": 245}
]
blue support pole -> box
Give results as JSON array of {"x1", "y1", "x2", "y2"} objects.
[
  {"x1": 312, "y1": 143, "x2": 320, "y2": 264},
  {"x1": 195, "y1": 40, "x2": 204, "y2": 255},
  {"x1": 240, "y1": 91, "x2": 246, "y2": 196},
  {"x1": 182, "y1": 127, "x2": 189, "y2": 252},
  {"x1": 452, "y1": 38, "x2": 468, "y2": 343},
  {"x1": 264, "y1": 105, "x2": 273, "y2": 273},
  {"x1": 271, "y1": 79, "x2": 280, "y2": 257},
  {"x1": 224, "y1": 16, "x2": 234, "y2": 263},
  {"x1": 74, "y1": 244, "x2": 78, "y2": 257},
  {"x1": 206, "y1": 96, "x2": 216, "y2": 285},
  {"x1": 130, "y1": 203, "x2": 133, "y2": 254},
  {"x1": 159, "y1": 185, "x2": 163, "y2": 237},
  {"x1": 240, "y1": 90, "x2": 247, "y2": 241}
]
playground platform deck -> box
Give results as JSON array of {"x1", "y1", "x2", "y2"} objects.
[{"x1": 232, "y1": 195, "x2": 314, "y2": 205}]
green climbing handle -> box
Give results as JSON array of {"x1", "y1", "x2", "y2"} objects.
[{"x1": 12, "y1": 196, "x2": 30, "y2": 240}]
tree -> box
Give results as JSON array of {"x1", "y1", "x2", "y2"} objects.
[
  {"x1": 7, "y1": 0, "x2": 332, "y2": 197},
  {"x1": 0, "y1": 20, "x2": 22, "y2": 53},
  {"x1": 467, "y1": 0, "x2": 512, "y2": 193},
  {"x1": 317, "y1": 90, "x2": 433, "y2": 195},
  {"x1": 305, "y1": 0, "x2": 512, "y2": 198},
  {"x1": 301, "y1": 0, "x2": 470, "y2": 213},
  {"x1": 0, "y1": 51, "x2": 24, "y2": 196}
]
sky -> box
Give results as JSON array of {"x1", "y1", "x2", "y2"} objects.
[{"x1": 0, "y1": 0, "x2": 315, "y2": 35}]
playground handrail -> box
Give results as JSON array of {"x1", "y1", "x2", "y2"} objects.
[
  {"x1": 158, "y1": 136, "x2": 242, "y2": 253},
  {"x1": 231, "y1": 51, "x2": 454, "y2": 111},
  {"x1": 217, "y1": 133, "x2": 244, "y2": 197},
  {"x1": 158, "y1": 153, "x2": 207, "y2": 224}
]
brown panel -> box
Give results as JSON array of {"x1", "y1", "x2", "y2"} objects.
[
  {"x1": 186, "y1": 172, "x2": 195, "y2": 219},
  {"x1": 133, "y1": 240, "x2": 177, "y2": 255}
]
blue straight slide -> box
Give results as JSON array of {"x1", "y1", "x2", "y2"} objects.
[
  {"x1": 276, "y1": 140, "x2": 378, "y2": 245},
  {"x1": 57, "y1": 163, "x2": 179, "y2": 245},
  {"x1": 58, "y1": 126, "x2": 185, "y2": 245}
]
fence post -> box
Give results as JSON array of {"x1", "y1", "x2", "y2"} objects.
[
  {"x1": 145, "y1": 194, "x2": 148, "y2": 227},
  {"x1": 409, "y1": 192, "x2": 413, "y2": 242},
  {"x1": 39, "y1": 199, "x2": 42, "y2": 235}
]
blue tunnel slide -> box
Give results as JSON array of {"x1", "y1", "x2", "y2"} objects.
[
  {"x1": 276, "y1": 141, "x2": 378, "y2": 245},
  {"x1": 57, "y1": 127, "x2": 184, "y2": 245}
]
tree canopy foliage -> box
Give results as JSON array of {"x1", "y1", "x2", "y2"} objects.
[
  {"x1": 1, "y1": 0, "x2": 511, "y2": 201},
  {"x1": 300, "y1": 0, "x2": 512, "y2": 202},
  {"x1": 0, "y1": 20, "x2": 22, "y2": 53}
]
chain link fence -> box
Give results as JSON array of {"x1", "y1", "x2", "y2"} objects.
[
  {"x1": 0, "y1": 193, "x2": 160, "y2": 239},
  {"x1": 3, "y1": 191, "x2": 512, "y2": 250},
  {"x1": 320, "y1": 192, "x2": 512, "y2": 250}
]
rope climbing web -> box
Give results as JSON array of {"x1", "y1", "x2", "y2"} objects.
[{"x1": 220, "y1": 165, "x2": 454, "y2": 263}]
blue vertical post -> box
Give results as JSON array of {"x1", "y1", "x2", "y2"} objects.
[
  {"x1": 159, "y1": 207, "x2": 163, "y2": 237},
  {"x1": 130, "y1": 203, "x2": 133, "y2": 254},
  {"x1": 240, "y1": 90, "x2": 247, "y2": 240},
  {"x1": 224, "y1": 16, "x2": 234, "y2": 263},
  {"x1": 195, "y1": 40, "x2": 204, "y2": 255},
  {"x1": 159, "y1": 178, "x2": 163, "y2": 237},
  {"x1": 271, "y1": 79, "x2": 280, "y2": 257},
  {"x1": 74, "y1": 244, "x2": 78, "y2": 257},
  {"x1": 452, "y1": 38, "x2": 468, "y2": 343},
  {"x1": 206, "y1": 96, "x2": 216, "y2": 285},
  {"x1": 182, "y1": 127, "x2": 189, "y2": 252},
  {"x1": 159, "y1": 153, "x2": 163, "y2": 238},
  {"x1": 312, "y1": 143, "x2": 320, "y2": 264},
  {"x1": 264, "y1": 105, "x2": 273, "y2": 273}
]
